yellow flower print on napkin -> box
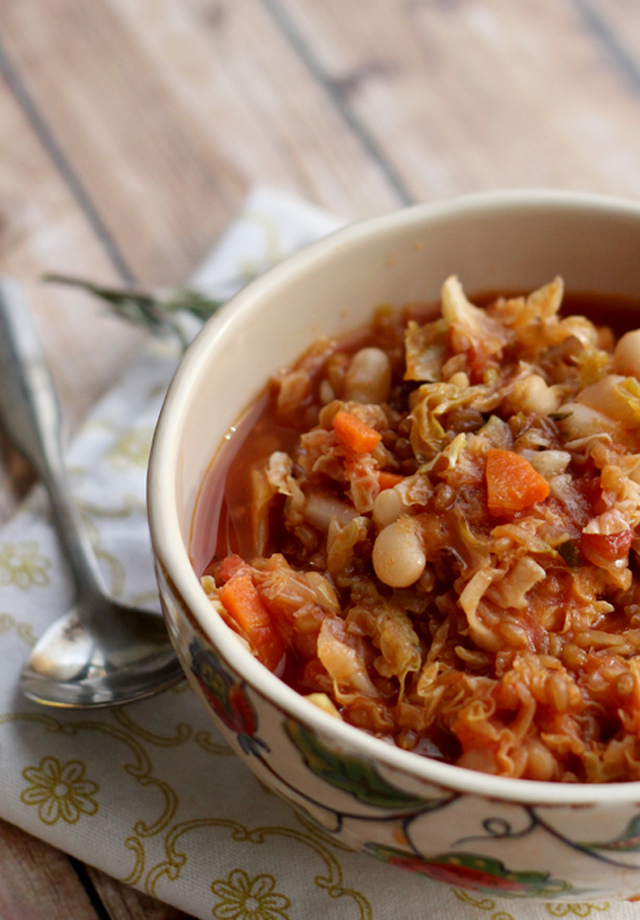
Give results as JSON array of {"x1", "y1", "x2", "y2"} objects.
[
  {"x1": 0, "y1": 540, "x2": 50, "y2": 589},
  {"x1": 546, "y1": 905, "x2": 610, "y2": 916},
  {"x1": 20, "y1": 756, "x2": 99, "y2": 825},
  {"x1": 211, "y1": 869, "x2": 290, "y2": 920}
]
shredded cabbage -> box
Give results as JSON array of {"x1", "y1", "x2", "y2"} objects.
[{"x1": 204, "y1": 277, "x2": 640, "y2": 783}]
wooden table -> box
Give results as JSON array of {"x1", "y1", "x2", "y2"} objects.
[{"x1": 1, "y1": 0, "x2": 640, "y2": 915}]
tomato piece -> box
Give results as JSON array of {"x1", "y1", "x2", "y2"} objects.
[
  {"x1": 581, "y1": 528, "x2": 634, "y2": 566},
  {"x1": 219, "y1": 554, "x2": 247, "y2": 581}
]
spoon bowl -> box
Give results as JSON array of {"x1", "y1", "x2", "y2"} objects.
[
  {"x1": 0, "y1": 277, "x2": 184, "y2": 708},
  {"x1": 20, "y1": 598, "x2": 183, "y2": 708}
]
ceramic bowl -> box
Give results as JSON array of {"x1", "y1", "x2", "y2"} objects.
[{"x1": 148, "y1": 190, "x2": 640, "y2": 901}]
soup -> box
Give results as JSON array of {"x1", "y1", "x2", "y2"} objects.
[{"x1": 194, "y1": 277, "x2": 640, "y2": 783}]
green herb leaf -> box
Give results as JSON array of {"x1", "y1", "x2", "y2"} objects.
[
  {"x1": 558, "y1": 539, "x2": 580, "y2": 567},
  {"x1": 44, "y1": 273, "x2": 231, "y2": 349}
]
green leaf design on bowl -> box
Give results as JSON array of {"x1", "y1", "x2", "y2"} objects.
[
  {"x1": 285, "y1": 720, "x2": 437, "y2": 810},
  {"x1": 583, "y1": 812, "x2": 640, "y2": 852},
  {"x1": 366, "y1": 842, "x2": 577, "y2": 898}
]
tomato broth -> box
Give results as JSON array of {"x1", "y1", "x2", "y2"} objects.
[{"x1": 193, "y1": 282, "x2": 640, "y2": 782}]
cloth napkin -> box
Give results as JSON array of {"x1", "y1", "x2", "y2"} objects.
[{"x1": 0, "y1": 186, "x2": 633, "y2": 920}]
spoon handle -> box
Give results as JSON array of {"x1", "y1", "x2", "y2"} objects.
[{"x1": 0, "y1": 278, "x2": 106, "y2": 600}]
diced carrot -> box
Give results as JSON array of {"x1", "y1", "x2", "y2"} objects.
[
  {"x1": 378, "y1": 471, "x2": 405, "y2": 490},
  {"x1": 332, "y1": 410, "x2": 382, "y2": 453},
  {"x1": 485, "y1": 448, "x2": 550, "y2": 516},
  {"x1": 218, "y1": 572, "x2": 285, "y2": 672}
]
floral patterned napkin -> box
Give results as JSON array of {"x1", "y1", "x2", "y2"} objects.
[{"x1": 0, "y1": 187, "x2": 633, "y2": 919}]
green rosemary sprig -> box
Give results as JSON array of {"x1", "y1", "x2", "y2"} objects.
[{"x1": 44, "y1": 273, "x2": 230, "y2": 349}]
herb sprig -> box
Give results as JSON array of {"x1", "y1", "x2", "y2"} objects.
[{"x1": 44, "y1": 273, "x2": 231, "y2": 349}]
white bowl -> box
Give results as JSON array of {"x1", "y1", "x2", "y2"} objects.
[{"x1": 149, "y1": 190, "x2": 640, "y2": 901}]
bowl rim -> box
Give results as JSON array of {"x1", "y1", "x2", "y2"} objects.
[{"x1": 149, "y1": 187, "x2": 640, "y2": 806}]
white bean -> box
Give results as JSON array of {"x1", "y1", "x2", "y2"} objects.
[
  {"x1": 508, "y1": 374, "x2": 560, "y2": 415},
  {"x1": 344, "y1": 347, "x2": 392, "y2": 404},
  {"x1": 613, "y1": 329, "x2": 640, "y2": 379},
  {"x1": 559, "y1": 402, "x2": 619, "y2": 440},
  {"x1": 372, "y1": 488, "x2": 403, "y2": 528},
  {"x1": 372, "y1": 516, "x2": 426, "y2": 587}
]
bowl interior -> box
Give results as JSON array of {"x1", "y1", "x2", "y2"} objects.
[{"x1": 149, "y1": 189, "x2": 640, "y2": 805}]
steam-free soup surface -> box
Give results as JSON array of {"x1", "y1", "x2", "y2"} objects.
[{"x1": 195, "y1": 280, "x2": 640, "y2": 782}]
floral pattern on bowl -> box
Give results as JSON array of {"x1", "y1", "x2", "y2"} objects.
[
  {"x1": 189, "y1": 637, "x2": 268, "y2": 758},
  {"x1": 174, "y1": 609, "x2": 640, "y2": 901},
  {"x1": 365, "y1": 843, "x2": 578, "y2": 898}
]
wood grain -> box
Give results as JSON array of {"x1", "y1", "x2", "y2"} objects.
[
  {"x1": 0, "y1": 0, "x2": 242, "y2": 284},
  {"x1": 108, "y1": 0, "x2": 408, "y2": 212},
  {"x1": 273, "y1": 0, "x2": 640, "y2": 200},
  {"x1": 0, "y1": 0, "x2": 405, "y2": 287},
  {"x1": 0, "y1": 39, "x2": 145, "y2": 521},
  {"x1": 0, "y1": 53, "x2": 144, "y2": 398},
  {"x1": 0, "y1": 820, "x2": 99, "y2": 919}
]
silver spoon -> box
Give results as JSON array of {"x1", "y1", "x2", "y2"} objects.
[{"x1": 0, "y1": 277, "x2": 184, "y2": 707}]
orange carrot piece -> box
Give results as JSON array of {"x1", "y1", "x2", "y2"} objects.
[
  {"x1": 218, "y1": 573, "x2": 285, "y2": 672},
  {"x1": 332, "y1": 410, "x2": 382, "y2": 453},
  {"x1": 486, "y1": 448, "x2": 550, "y2": 516},
  {"x1": 378, "y1": 471, "x2": 405, "y2": 490}
]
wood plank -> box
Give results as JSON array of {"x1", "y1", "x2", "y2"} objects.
[
  {"x1": 0, "y1": 819, "x2": 188, "y2": 919},
  {"x1": 0, "y1": 0, "x2": 242, "y2": 284},
  {"x1": 0, "y1": 49, "x2": 148, "y2": 522},
  {"x1": 104, "y1": 0, "x2": 409, "y2": 212},
  {"x1": 269, "y1": 0, "x2": 640, "y2": 200},
  {"x1": 87, "y1": 866, "x2": 194, "y2": 920},
  {"x1": 0, "y1": 47, "x2": 147, "y2": 417},
  {"x1": 581, "y1": 0, "x2": 640, "y2": 71},
  {"x1": 0, "y1": 819, "x2": 100, "y2": 920},
  {"x1": 0, "y1": 0, "x2": 405, "y2": 290}
]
